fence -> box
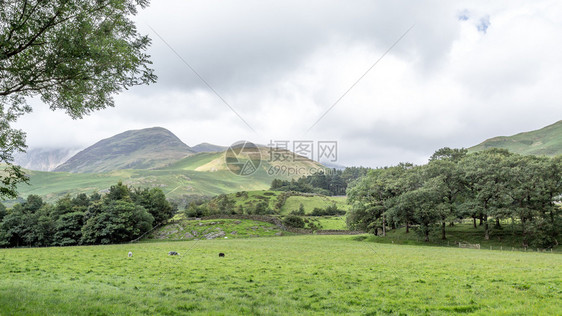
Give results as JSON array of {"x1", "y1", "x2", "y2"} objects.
[{"x1": 458, "y1": 242, "x2": 481, "y2": 249}]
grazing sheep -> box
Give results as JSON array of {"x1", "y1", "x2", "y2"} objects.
[
  {"x1": 128, "y1": 252, "x2": 133, "y2": 257},
  {"x1": 218, "y1": 253, "x2": 225, "y2": 257},
  {"x1": 168, "y1": 251, "x2": 179, "y2": 256}
]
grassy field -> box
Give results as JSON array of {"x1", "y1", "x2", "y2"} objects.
[
  {"x1": 0, "y1": 235, "x2": 560, "y2": 315},
  {"x1": 305, "y1": 216, "x2": 348, "y2": 230},
  {"x1": 149, "y1": 219, "x2": 285, "y2": 240},
  {"x1": 280, "y1": 195, "x2": 350, "y2": 214},
  {"x1": 217, "y1": 190, "x2": 350, "y2": 215}
]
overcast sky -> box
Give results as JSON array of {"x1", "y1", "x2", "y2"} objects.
[{"x1": 15, "y1": 0, "x2": 562, "y2": 167}]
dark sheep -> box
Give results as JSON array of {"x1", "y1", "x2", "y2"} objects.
[
  {"x1": 168, "y1": 251, "x2": 179, "y2": 256},
  {"x1": 219, "y1": 253, "x2": 225, "y2": 257}
]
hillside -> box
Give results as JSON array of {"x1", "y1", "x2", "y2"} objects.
[
  {"x1": 13, "y1": 150, "x2": 327, "y2": 206},
  {"x1": 55, "y1": 127, "x2": 194, "y2": 173},
  {"x1": 149, "y1": 218, "x2": 284, "y2": 241},
  {"x1": 470, "y1": 120, "x2": 562, "y2": 156},
  {"x1": 191, "y1": 143, "x2": 226, "y2": 153}
]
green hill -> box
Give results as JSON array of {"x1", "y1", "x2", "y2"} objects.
[
  {"x1": 12, "y1": 149, "x2": 327, "y2": 206},
  {"x1": 469, "y1": 120, "x2": 562, "y2": 156},
  {"x1": 54, "y1": 127, "x2": 194, "y2": 173}
]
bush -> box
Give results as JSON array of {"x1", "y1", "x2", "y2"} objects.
[
  {"x1": 283, "y1": 215, "x2": 305, "y2": 228},
  {"x1": 309, "y1": 204, "x2": 346, "y2": 216}
]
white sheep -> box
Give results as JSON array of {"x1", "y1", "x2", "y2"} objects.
[{"x1": 128, "y1": 252, "x2": 133, "y2": 258}]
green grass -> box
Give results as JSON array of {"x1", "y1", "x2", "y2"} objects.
[
  {"x1": 366, "y1": 221, "x2": 561, "y2": 252},
  {"x1": 149, "y1": 219, "x2": 285, "y2": 240},
  {"x1": 470, "y1": 120, "x2": 562, "y2": 156},
  {"x1": 226, "y1": 190, "x2": 281, "y2": 211},
  {"x1": 304, "y1": 216, "x2": 348, "y2": 230},
  {"x1": 0, "y1": 235, "x2": 560, "y2": 315},
  {"x1": 280, "y1": 195, "x2": 350, "y2": 214}
]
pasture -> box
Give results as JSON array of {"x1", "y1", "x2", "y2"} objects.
[{"x1": 0, "y1": 235, "x2": 560, "y2": 315}]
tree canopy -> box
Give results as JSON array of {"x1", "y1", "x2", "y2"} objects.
[
  {"x1": 0, "y1": 0, "x2": 156, "y2": 198},
  {"x1": 0, "y1": 182, "x2": 174, "y2": 247},
  {"x1": 347, "y1": 148, "x2": 562, "y2": 248}
]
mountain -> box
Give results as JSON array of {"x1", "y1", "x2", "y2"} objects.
[
  {"x1": 11, "y1": 145, "x2": 327, "y2": 206},
  {"x1": 191, "y1": 142, "x2": 227, "y2": 153},
  {"x1": 55, "y1": 127, "x2": 195, "y2": 173},
  {"x1": 14, "y1": 148, "x2": 80, "y2": 171},
  {"x1": 469, "y1": 120, "x2": 562, "y2": 156}
]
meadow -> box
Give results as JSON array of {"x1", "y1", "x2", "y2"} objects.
[{"x1": 1, "y1": 235, "x2": 560, "y2": 315}]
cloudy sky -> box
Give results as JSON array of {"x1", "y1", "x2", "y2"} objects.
[{"x1": 15, "y1": 0, "x2": 562, "y2": 167}]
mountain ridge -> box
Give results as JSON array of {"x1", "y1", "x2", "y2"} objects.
[
  {"x1": 55, "y1": 127, "x2": 195, "y2": 173},
  {"x1": 469, "y1": 120, "x2": 562, "y2": 156}
]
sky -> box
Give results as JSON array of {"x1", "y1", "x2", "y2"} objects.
[{"x1": 15, "y1": 0, "x2": 562, "y2": 167}]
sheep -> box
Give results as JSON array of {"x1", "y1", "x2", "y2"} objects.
[
  {"x1": 168, "y1": 251, "x2": 179, "y2": 256},
  {"x1": 218, "y1": 252, "x2": 225, "y2": 257},
  {"x1": 128, "y1": 252, "x2": 133, "y2": 258}
]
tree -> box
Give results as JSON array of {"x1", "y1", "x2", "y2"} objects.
[
  {"x1": 426, "y1": 148, "x2": 467, "y2": 239},
  {"x1": 132, "y1": 187, "x2": 174, "y2": 225},
  {"x1": 405, "y1": 180, "x2": 444, "y2": 242},
  {"x1": 81, "y1": 200, "x2": 153, "y2": 244},
  {"x1": 106, "y1": 181, "x2": 132, "y2": 202},
  {"x1": 53, "y1": 211, "x2": 85, "y2": 246},
  {"x1": 460, "y1": 149, "x2": 511, "y2": 240},
  {"x1": 348, "y1": 165, "x2": 416, "y2": 235},
  {"x1": 0, "y1": 0, "x2": 156, "y2": 198},
  {"x1": 0, "y1": 194, "x2": 49, "y2": 246},
  {"x1": 0, "y1": 202, "x2": 6, "y2": 222}
]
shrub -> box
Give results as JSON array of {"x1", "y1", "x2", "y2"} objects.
[{"x1": 283, "y1": 215, "x2": 305, "y2": 228}]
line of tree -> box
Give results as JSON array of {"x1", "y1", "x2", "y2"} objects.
[
  {"x1": 347, "y1": 148, "x2": 561, "y2": 248},
  {"x1": 0, "y1": 182, "x2": 175, "y2": 248},
  {"x1": 270, "y1": 167, "x2": 370, "y2": 196}
]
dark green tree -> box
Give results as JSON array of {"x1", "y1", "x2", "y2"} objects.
[
  {"x1": 132, "y1": 187, "x2": 174, "y2": 224},
  {"x1": 81, "y1": 200, "x2": 153, "y2": 244}
]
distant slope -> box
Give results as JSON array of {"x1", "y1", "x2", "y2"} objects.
[
  {"x1": 13, "y1": 149, "x2": 329, "y2": 206},
  {"x1": 14, "y1": 148, "x2": 80, "y2": 171},
  {"x1": 469, "y1": 120, "x2": 562, "y2": 156},
  {"x1": 163, "y1": 147, "x2": 325, "y2": 176},
  {"x1": 55, "y1": 127, "x2": 194, "y2": 173},
  {"x1": 191, "y1": 143, "x2": 227, "y2": 153}
]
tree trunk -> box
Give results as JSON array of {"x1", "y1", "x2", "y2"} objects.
[
  {"x1": 484, "y1": 215, "x2": 490, "y2": 240},
  {"x1": 406, "y1": 221, "x2": 409, "y2": 233},
  {"x1": 495, "y1": 218, "x2": 501, "y2": 229},
  {"x1": 382, "y1": 215, "x2": 386, "y2": 237},
  {"x1": 521, "y1": 216, "x2": 526, "y2": 236},
  {"x1": 424, "y1": 231, "x2": 430, "y2": 242},
  {"x1": 479, "y1": 214, "x2": 483, "y2": 226},
  {"x1": 441, "y1": 220, "x2": 446, "y2": 240},
  {"x1": 473, "y1": 216, "x2": 477, "y2": 228}
]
